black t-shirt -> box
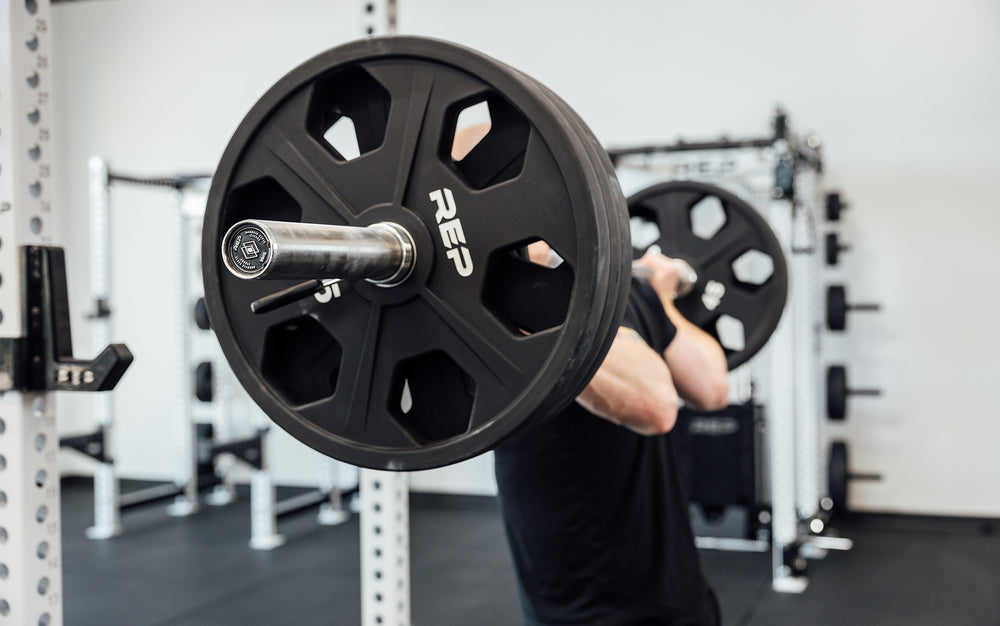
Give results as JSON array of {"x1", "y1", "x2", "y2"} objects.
[{"x1": 494, "y1": 279, "x2": 718, "y2": 626}]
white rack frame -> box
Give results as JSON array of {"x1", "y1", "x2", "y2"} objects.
[
  {"x1": 0, "y1": 0, "x2": 64, "y2": 623},
  {"x1": 351, "y1": 2, "x2": 411, "y2": 625}
]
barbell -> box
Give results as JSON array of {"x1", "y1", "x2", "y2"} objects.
[{"x1": 202, "y1": 36, "x2": 787, "y2": 470}]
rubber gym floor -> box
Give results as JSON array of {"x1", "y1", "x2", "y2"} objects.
[{"x1": 60, "y1": 478, "x2": 1000, "y2": 625}]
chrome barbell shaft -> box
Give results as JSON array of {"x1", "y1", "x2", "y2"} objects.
[
  {"x1": 223, "y1": 219, "x2": 696, "y2": 300},
  {"x1": 222, "y1": 219, "x2": 415, "y2": 286}
]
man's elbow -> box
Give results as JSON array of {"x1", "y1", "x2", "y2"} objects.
[
  {"x1": 688, "y1": 375, "x2": 730, "y2": 412},
  {"x1": 641, "y1": 391, "x2": 679, "y2": 435},
  {"x1": 703, "y1": 375, "x2": 730, "y2": 411}
]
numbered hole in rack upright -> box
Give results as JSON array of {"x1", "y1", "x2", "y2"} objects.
[
  {"x1": 27, "y1": 108, "x2": 40, "y2": 125},
  {"x1": 0, "y1": 491, "x2": 6, "y2": 507},
  {"x1": 0, "y1": 563, "x2": 7, "y2": 578},
  {"x1": 0, "y1": 599, "x2": 9, "y2": 617},
  {"x1": 26, "y1": 0, "x2": 38, "y2": 15},
  {"x1": 36, "y1": 541, "x2": 49, "y2": 559},
  {"x1": 0, "y1": 418, "x2": 5, "y2": 434},
  {"x1": 37, "y1": 576, "x2": 49, "y2": 596},
  {"x1": 26, "y1": 72, "x2": 40, "y2": 89},
  {"x1": 0, "y1": 527, "x2": 7, "y2": 543},
  {"x1": 28, "y1": 144, "x2": 41, "y2": 161},
  {"x1": 26, "y1": 34, "x2": 39, "y2": 51},
  {"x1": 34, "y1": 469, "x2": 47, "y2": 488},
  {"x1": 34, "y1": 433, "x2": 46, "y2": 451},
  {"x1": 35, "y1": 505, "x2": 47, "y2": 523},
  {"x1": 29, "y1": 181, "x2": 42, "y2": 198},
  {"x1": 30, "y1": 216, "x2": 42, "y2": 234},
  {"x1": 0, "y1": 455, "x2": 5, "y2": 470},
  {"x1": 39, "y1": 613, "x2": 52, "y2": 626}
]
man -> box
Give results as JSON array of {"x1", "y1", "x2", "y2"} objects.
[{"x1": 494, "y1": 246, "x2": 730, "y2": 625}]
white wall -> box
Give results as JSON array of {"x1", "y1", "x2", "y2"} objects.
[{"x1": 50, "y1": 1, "x2": 999, "y2": 513}]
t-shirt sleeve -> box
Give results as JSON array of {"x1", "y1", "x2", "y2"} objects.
[{"x1": 620, "y1": 278, "x2": 677, "y2": 355}]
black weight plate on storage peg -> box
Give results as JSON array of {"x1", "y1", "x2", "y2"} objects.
[
  {"x1": 826, "y1": 192, "x2": 846, "y2": 221},
  {"x1": 825, "y1": 232, "x2": 843, "y2": 266},
  {"x1": 827, "y1": 364, "x2": 847, "y2": 420},
  {"x1": 828, "y1": 440, "x2": 849, "y2": 514},
  {"x1": 195, "y1": 361, "x2": 214, "y2": 403},
  {"x1": 827, "y1": 284, "x2": 847, "y2": 331},
  {"x1": 202, "y1": 36, "x2": 629, "y2": 471},
  {"x1": 627, "y1": 181, "x2": 788, "y2": 370},
  {"x1": 194, "y1": 297, "x2": 211, "y2": 331}
]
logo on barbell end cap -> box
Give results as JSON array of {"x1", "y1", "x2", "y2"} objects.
[{"x1": 227, "y1": 225, "x2": 270, "y2": 276}]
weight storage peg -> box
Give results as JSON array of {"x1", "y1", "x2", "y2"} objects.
[
  {"x1": 827, "y1": 440, "x2": 883, "y2": 515},
  {"x1": 826, "y1": 284, "x2": 880, "y2": 331},
  {"x1": 825, "y1": 232, "x2": 850, "y2": 266},
  {"x1": 826, "y1": 365, "x2": 881, "y2": 420}
]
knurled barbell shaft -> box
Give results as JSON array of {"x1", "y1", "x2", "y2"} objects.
[{"x1": 222, "y1": 219, "x2": 415, "y2": 285}]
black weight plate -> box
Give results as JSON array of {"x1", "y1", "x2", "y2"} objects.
[
  {"x1": 482, "y1": 79, "x2": 613, "y2": 431},
  {"x1": 627, "y1": 181, "x2": 787, "y2": 370},
  {"x1": 828, "y1": 440, "x2": 849, "y2": 513},
  {"x1": 827, "y1": 284, "x2": 846, "y2": 331},
  {"x1": 826, "y1": 192, "x2": 844, "y2": 221},
  {"x1": 827, "y1": 364, "x2": 847, "y2": 420},
  {"x1": 195, "y1": 361, "x2": 214, "y2": 403},
  {"x1": 527, "y1": 75, "x2": 630, "y2": 403},
  {"x1": 202, "y1": 36, "x2": 622, "y2": 471},
  {"x1": 471, "y1": 69, "x2": 623, "y2": 441},
  {"x1": 825, "y1": 232, "x2": 840, "y2": 266},
  {"x1": 194, "y1": 297, "x2": 211, "y2": 331}
]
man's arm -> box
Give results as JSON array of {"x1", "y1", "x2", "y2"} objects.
[
  {"x1": 576, "y1": 327, "x2": 680, "y2": 435},
  {"x1": 635, "y1": 252, "x2": 730, "y2": 411}
]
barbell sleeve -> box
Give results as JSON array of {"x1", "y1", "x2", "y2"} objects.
[
  {"x1": 221, "y1": 219, "x2": 415, "y2": 286},
  {"x1": 630, "y1": 259, "x2": 697, "y2": 297}
]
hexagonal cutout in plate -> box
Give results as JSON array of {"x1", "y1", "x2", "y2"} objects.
[
  {"x1": 307, "y1": 66, "x2": 390, "y2": 162},
  {"x1": 629, "y1": 214, "x2": 662, "y2": 252},
  {"x1": 444, "y1": 93, "x2": 529, "y2": 190},
  {"x1": 482, "y1": 238, "x2": 574, "y2": 335},
  {"x1": 690, "y1": 195, "x2": 726, "y2": 240},
  {"x1": 731, "y1": 249, "x2": 775, "y2": 288},
  {"x1": 261, "y1": 316, "x2": 342, "y2": 406},
  {"x1": 715, "y1": 314, "x2": 747, "y2": 353},
  {"x1": 390, "y1": 350, "x2": 476, "y2": 444},
  {"x1": 223, "y1": 176, "x2": 303, "y2": 231}
]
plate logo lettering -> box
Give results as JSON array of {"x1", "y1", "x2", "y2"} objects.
[{"x1": 429, "y1": 187, "x2": 473, "y2": 277}]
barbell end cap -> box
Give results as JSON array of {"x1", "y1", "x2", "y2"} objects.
[{"x1": 222, "y1": 220, "x2": 274, "y2": 279}]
